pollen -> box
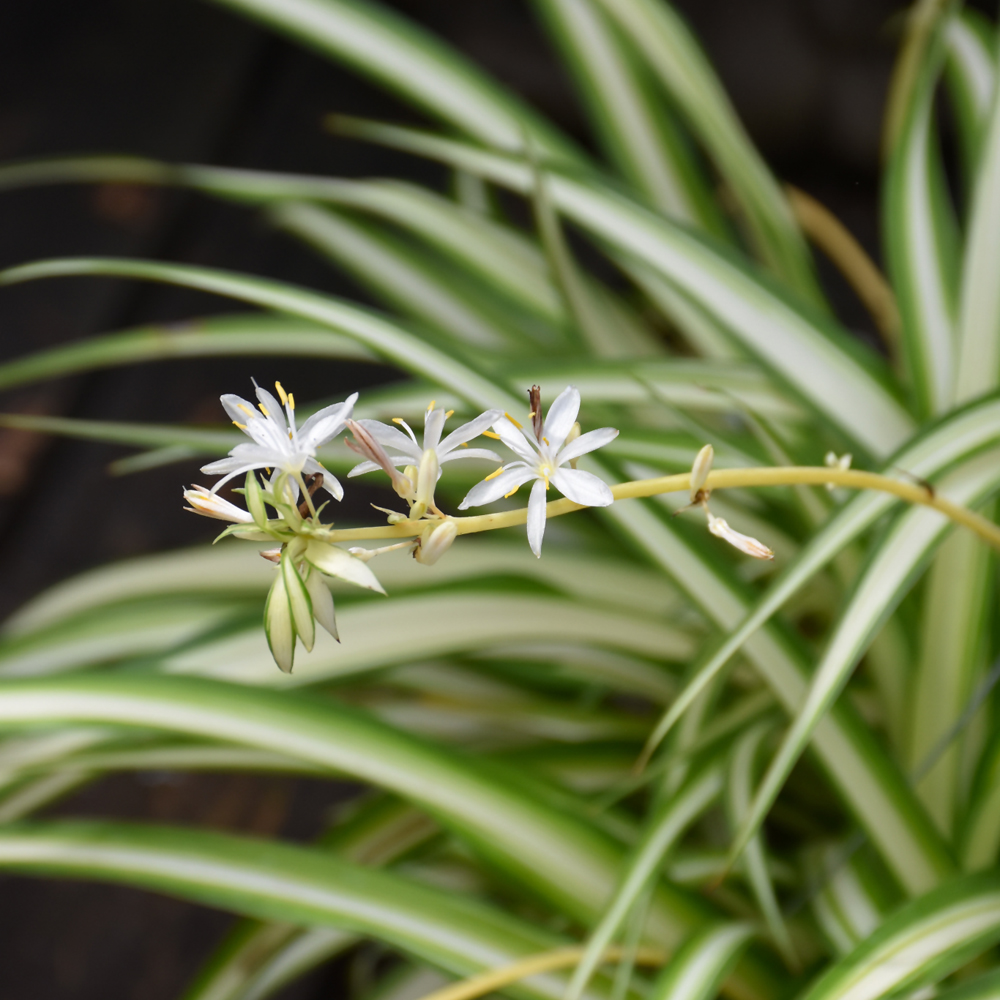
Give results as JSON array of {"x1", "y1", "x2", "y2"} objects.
[
  {"x1": 275, "y1": 381, "x2": 289, "y2": 407},
  {"x1": 485, "y1": 466, "x2": 506, "y2": 481},
  {"x1": 482, "y1": 430, "x2": 501, "y2": 440},
  {"x1": 504, "y1": 412, "x2": 524, "y2": 430}
]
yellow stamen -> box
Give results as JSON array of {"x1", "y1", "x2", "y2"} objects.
[
  {"x1": 275, "y1": 381, "x2": 288, "y2": 406},
  {"x1": 445, "y1": 409, "x2": 455, "y2": 419},
  {"x1": 482, "y1": 430, "x2": 501, "y2": 440},
  {"x1": 258, "y1": 404, "x2": 270, "y2": 417},
  {"x1": 460, "y1": 442, "x2": 468, "y2": 447},
  {"x1": 528, "y1": 411, "x2": 536, "y2": 419},
  {"x1": 543, "y1": 437, "x2": 549, "y2": 446},
  {"x1": 504, "y1": 486, "x2": 520, "y2": 499},
  {"x1": 504, "y1": 412, "x2": 523, "y2": 430},
  {"x1": 427, "y1": 399, "x2": 437, "y2": 412},
  {"x1": 232, "y1": 420, "x2": 247, "y2": 431},
  {"x1": 485, "y1": 466, "x2": 506, "y2": 481},
  {"x1": 287, "y1": 393, "x2": 295, "y2": 411},
  {"x1": 392, "y1": 417, "x2": 404, "y2": 425},
  {"x1": 237, "y1": 404, "x2": 254, "y2": 417}
]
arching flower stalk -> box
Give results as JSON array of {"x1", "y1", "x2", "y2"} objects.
[{"x1": 459, "y1": 385, "x2": 618, "y2": 557}]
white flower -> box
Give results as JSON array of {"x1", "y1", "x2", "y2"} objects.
[
  {"x1": 458, "y1": 385, "x2": 618, "y2": 557},
  {"x1": 348, "y1": 403, "x2": 502, "y2": 485},
  {"x1": 201, "y1": 380, "x2": 357, "y2": 500},
  {"x1": 183, "y1": 485, "x2": 254, "y2": 522}
]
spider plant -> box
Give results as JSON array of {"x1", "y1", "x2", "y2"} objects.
[{"x1": 0, "y1": 1, "x2": 998, "y2": 999}]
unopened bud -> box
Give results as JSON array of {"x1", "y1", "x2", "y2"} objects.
[
  {"x1": 706, "y1": 511, "x2": 774, "y2": 561},
  {"x1": 412, "y1": 450, "x2": 439, "y2": 519},
  {"x1": 414, "y1": 520, "x2": 457, "y2": 566},
  {"x1": 183, "y1": 486, "x2": 254, "y2": 523},
  {"x1": 259, "y1": 547, "x2": 282, "y2": 564},
  {"x1": 690, "y1": 445, "x2": 714, "y2": 504},
  {"x1": 346, "y1": 420, "x2": 413, "y2": 498},
  {"x1": 824, "y1": 451, "x2": 852, "y2": 491}
]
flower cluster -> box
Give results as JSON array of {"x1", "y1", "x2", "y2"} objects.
[
  {"x1": 184, "y1": 380, "x2": 771, "y2": 672},
  {"x1": 184, "y1": 381, "x2": 621, "y2": 671}
]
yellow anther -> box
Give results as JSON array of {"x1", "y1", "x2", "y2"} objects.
[
  {"x1": 543, "y1": 436, "x2": 549, "y2": 446},
  {"x1": 232, "y1": 420, "x2": 247, "y2": 431},
  {"x1": 392, "y1": 417, "x2": 404, "y2": 425},
  {"x1": 237, "y1": 404, "x2": 254, "y2": 417},
  {"x1": 528, "y1": 411, "x2": 536, "y2": 419},
  {"x1": 445, "y1": 409, "x2": 455, "y2": 419},
  {"x1": 504, "y1": 486, "x2": 520, "y2": 499},
  {"x1": 482, "y1": 430, "x2": 501, "y2": 440},
  {"x1": 427, "y1": 399, "x2": 436, "y2": 412},
  {"x1": 287, "y1": 393, "x2": 295, "y2": 411},
  {"x1": 460, "y1": 441, "x2": 468, "y2": 447},
  {"x1": 275, "y1": 381, "x2": 288, "y2": 406},
  {"x1": 485, "y1": 466, "x2": 506, "y2": 481},
  {"x1": 258, "y1": 404, "x2": 270, "y2": 417},
  {"x1": 504, "y1": 412, "x2": 524, "y2": 430}
]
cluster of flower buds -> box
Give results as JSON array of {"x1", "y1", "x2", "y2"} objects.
[{"x1": 183, "y1": 380, "x2": 772, "y2": 672}]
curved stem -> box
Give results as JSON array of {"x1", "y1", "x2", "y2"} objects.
[
  {"x1": 413, "y1": 945, "x2": 666, "y2": 1000},
  {"x1": 320, "y1": 466, "x2": 1000, "y2": 552}
]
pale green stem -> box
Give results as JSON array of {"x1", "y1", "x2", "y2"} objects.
[{"x1": 315, "y1": 467, "x2": 1000, "y2": 551}]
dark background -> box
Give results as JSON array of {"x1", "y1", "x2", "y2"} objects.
[{"x1": 0, "y1": 1, "x2": 977, "y2": 996}]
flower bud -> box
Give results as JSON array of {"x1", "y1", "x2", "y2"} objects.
[
  {"x1": 183, "y1": 486, "x2": 254, "y2": 523},
  {"x1": 304, "y1": 568, "x2": 339, "y2": 641},
  {"x1": 264, "y1": 571, "x2": 295, "y2": 674},
  {"x1": 411, "y1": 450, "x2": 439, "y2": 520},
  {"x1": 281, "y1": 551, "x2": 315, "y2": 652},
  {"x1": 690, "y1": 444, "x2": 714, "y2": 504},
  {"x1": 414, "y1": 520, "x2": 457, "y2": 566}
]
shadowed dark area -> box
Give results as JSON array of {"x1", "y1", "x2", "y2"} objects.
[{"x1": 0, "y1": 0, "x2": 984, "y2": 996}]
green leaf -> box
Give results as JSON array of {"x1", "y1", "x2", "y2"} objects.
[
  {"x1": 0, "y1": 671, "x2": 783, "y2": 998},
  {"x1": 530, "y1": 0, "x2": 723, "y2": 231},
  {"x1": 565, "y1": 763, "x2": 725, "y2": 1000},
  {"x1": 648, "y1": 924, "x2": 755, "y2": 1000},
  {"x1": 0, "y1": 257, "x2": 523, "y2": 413},
  {"x1": 329, "y1": 120, "x2": 915, "y2": 456},
  {"x1": 727, "y1": 447, "x2": 1000, "y2": 876},
  {"x1": 944, "y1": 10, "x2": 997, "y2": 181},
  {"x1": 585, "y1": 0, "x2": 821, "y2": 302},
  {"x1": 883, "y1": 26, "x2": 960, "y2": 416},
  {"x1": 0, "y1": 819, "x2": 592, "y2": 1000},
  {"x1": 800, "y1": 872, "x2": 1000, "y2": 1000}
]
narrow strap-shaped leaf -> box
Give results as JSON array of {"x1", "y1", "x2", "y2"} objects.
[
  {"x1": 725, "y1": 723, "x2": 795, "y2": 968},
  {"x1": 530, "y1": 0, "x2": 722, "y2": 231},
  {"x1": 207, "y1": 0, "x2": 577, "y2": 158},
  {"x1": 647, "y1": 924, "x2": 755, "y2": 1000},
  {"x1": 0, "y1": 257, "x2": 523, "y2": 413},
  {"x1": 884, "y1": 24, "x2": 960, "y2": 416},
  {"x1": 933, "y1": 969, "x2": 1000, "y2": 1000},
  {"x1": 564, "y1": 764, "x2": 725, "y2": 1000},
  {"x1": 329, "y1": 120, "x2": 914, "y2": 456},
  {"x1": 953, "y1": 26, "x2": 1000, "y2": 401},
  {"x1": 0, "y1": 159, "x2": 566, "y2": 324},
  {"x1": 270, "y1": 202, "x2": 540, "y2": 351},
  {"x1": 586, "y1": 454, "x2": 955, "y2": 895},
  {"x1": 944, "y1": 10, "x2": 997, "y2": 181},
  {"x1": 959, "y1": 719, "x2": 1000, "y2": 870},
  {"x1": 726, "y1": 448, "x2": 1000, "y2": 874},
  {"x1": 586, "y1": 0, "x2": 820, "y2": 302},
  {"x1": 800, "y1": 872, "x2": 1000, "y2": 1000},
  {"x1": 637, "y1": 393, "x2": 1000, "y2": 770},
  {"x1": 0, "y1": 819, "x2": 598, "y2": 1000},
  {"x1": 805, "y1": 845, "x2": 884, "y2": 958},
  {"x1": 0, "y1": 671, "x2": 785, "y2": 999}
]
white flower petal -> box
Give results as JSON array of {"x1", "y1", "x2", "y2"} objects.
[
  {"x1": 458, "y1": 465, "x2": 535, "y2": 508},
  {"x1": 556, "y1": 426, "x2": 618, "y2": 465},
  {"x1": 254, "y1": 384, "x2": 285, "y2": 423},
  {"x1": 423, "y1": 408, "x2": 447, "y2": 452},
  {"x1": 437, "y1": 409, "x2": 503, "y2": 456},
  {"x1": 543, "y1": 386, "x2": 580, "y2": 453},
  {"x1": 493, "y1": 418, "x2": 538, "y2": 464},
  {"x1": 305, "y1": 569, "x2": 339, "y2": 640},
  {"x1": 526, "y1": 478, "x2": 548, "y2": 558},
  {"x1": 221, "y1": 393, "x2": 255, "y2": 426},
  {"x1": 303, "y1": 459, "x2": 343, "y2": 500},
  {"x1": 439, "y1": 447, "x2": 501, "y2": 464},
  {"x1": 551, "y1": 467, "x2": 614, "y2": 507},
  {"x1": 305, "y1": 541, "x2": 386, "y2": 593},
  {"x1": 356, "y1": 419, "x2": 422, "y2": 459},
  {"x1": 298, "y1": 393, "x2": 357, "y2": 449},
  {"x1": 347, "y1": 459, "x2": 382, "y2": 477}
]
